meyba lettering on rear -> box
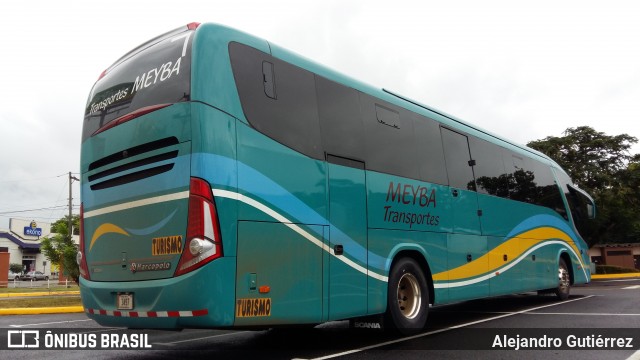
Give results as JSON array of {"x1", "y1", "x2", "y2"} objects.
[{"x1": 131, "y1": 57, "x2": 182, "y2": 94}]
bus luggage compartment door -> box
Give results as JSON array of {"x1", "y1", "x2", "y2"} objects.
[{"x1": 235, "y1": 221, "x2": 325, "y2": 326}]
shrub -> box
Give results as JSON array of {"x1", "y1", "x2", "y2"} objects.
[{"x1": 595, "y1": 265, "x2": 640, "y2": 274}]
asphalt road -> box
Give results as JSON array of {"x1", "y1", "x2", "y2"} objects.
[{"x1": 1, "y1": 278, "x2": 639, "y2": 360}]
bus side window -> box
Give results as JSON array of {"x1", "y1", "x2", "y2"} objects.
[
  {"x1": 469, "y1": 138, "x2": 509, "y2": 198},
  {"x1": 229, "y1": 42, "x2": 323, "y2": 160},
  {"x1": 316, "y1": 76, "x2": 365, "y2": 161},
  {"x1": 360, "y1": 94, "x2": 419, "y2": 180},
  {"x1": 499, "y1": 151, "x2": 568, "y2": 218},
  {"x1": 557, "y1": 173, "x2": 596, "y2": 237},
  {"x1": 412, "y1": 113, "x2": 447, "y2": 185},
  {"x1": 440, "y1": 128, "x2": 476, "y2": 190},
  {"x1": 529, "y1": 161, "x2": 567, "y2": 219},
  {"x1": 506, "y1": 153, "x2": 535, "y2": 203},
  {"x1": 567, "y1": 184, "x2": 596, "y2": 220}
]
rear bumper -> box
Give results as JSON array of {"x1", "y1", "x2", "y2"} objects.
[{"x1": 80, "y1": 257, "x2": 235, "y2": 329}]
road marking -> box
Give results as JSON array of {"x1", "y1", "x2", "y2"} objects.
[
  {"x1": 438, "y1": 309, "x2": 640, "y2": 316},
  {"x1": 153, "y1": 331, "x2": 251, "y2": 346},
  {"x1": 627, "y1": 350, "x2": 640, "y2": 360},
  {"x1": 10, "y1": 319, "x2": 94, "y2": 327},
  {"x1": 622, "y1": 285, "x2": 640, "y2": 289},
  {"x1": 524, "y1": 312, "x2": 640, "y2": 316},
  {"x1": 75, "y1": 328, "x2": 123, "y2": 334},
  {"x1": 594, "y1": 279, "x2": 640, "y2": 283},
  {"x1": 304, "y1": 295, "x2": 595, "y2": 360}
]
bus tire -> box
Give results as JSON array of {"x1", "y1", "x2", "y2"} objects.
[
  {"x1": 554, "y1": 258, "x2": 571, "y2": 301},
  {"x1": 385, "y1": 257, "x2": 429, "y2": 335}
]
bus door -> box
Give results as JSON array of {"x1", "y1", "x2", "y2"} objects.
[
  {"x1": 327, "y1": 155, "x2": 368, "y2": 320},
  {"x1": 441, "y1": 128, "x2": 488, "y2": 300}
]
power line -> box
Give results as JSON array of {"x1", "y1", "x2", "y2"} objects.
[
  {"x1": 0, "y1": 172, "x2": 80, "y2": 184},
  {"x1": 0, "y1": 205, "x2": 69, "y2": 215}
]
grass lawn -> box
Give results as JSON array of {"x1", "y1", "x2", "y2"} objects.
[
  {"x1": 0, "y1": 285, "x2": 79, "y2": 294},
  {"x1": 0, "y1": 296, "x2": 82, "y2": 309}
]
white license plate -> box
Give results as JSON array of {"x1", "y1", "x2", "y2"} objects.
[{"x1": 117, "y1": 293, "x2": 133, "y2": 310}]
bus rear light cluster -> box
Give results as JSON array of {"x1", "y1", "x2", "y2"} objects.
[
  {"x1": 174, "y1": 178, "x2": 222, "y2": 276},
  {"x1": 78, "y1": 203, "x2": 91, "y2": 280}
]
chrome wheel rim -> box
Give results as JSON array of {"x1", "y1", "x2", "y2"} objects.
[
  {"x1": 558, "y1": 264, "x2": 570, "y2": 293},
  {"x1": 397, "y1": 273, "x2": 421, "y2": 319}
]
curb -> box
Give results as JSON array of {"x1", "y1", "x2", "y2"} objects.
[
  {"x1": 0, "y1": 291, "x2": 80, "y2": 298},
  {"x1": 591, "y1": 273, "x2": 640, "y2": 280},
  {"x1": 0, "y1": 306, "x2": 85, "y2": 316}
]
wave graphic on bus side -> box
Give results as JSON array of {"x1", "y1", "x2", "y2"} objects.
[
  {"x1": 83, "y1": 154, "x2": 588, "y2": 289},
  {"x1": 432, "y1": 232, "x2": 587, "y2": 289}
]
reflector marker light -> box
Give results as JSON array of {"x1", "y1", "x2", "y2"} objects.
[
  {"x1": 187, "y1": 22, "x2": 200, "y2": 30},
  {"x1": 86, "y1": 308, "x2": 208, "y2": 317},
  {"x1": 78, "y1": 203, "x2": 90, "y2": 280},
  {"x1": 203, "y1": 201, "x2": 215, "y2": 243}
]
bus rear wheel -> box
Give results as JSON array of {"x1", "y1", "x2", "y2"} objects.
[
  {"x1": 385, "y1": 257, "x2": 429, "y2": 335},
  {"x1": 554, "y1": 258, "x2": 571, "y2": 301}
]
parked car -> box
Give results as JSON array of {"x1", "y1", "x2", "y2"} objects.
[
  {"x1": 8, "y1": 271, "x2": 21, "y2": 281},
  {"x1": 19, "y1": 271, "x2": 49, "y2": 281}
]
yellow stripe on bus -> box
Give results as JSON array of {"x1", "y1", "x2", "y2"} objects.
[
  {"x1": 89, "y1": 223, "x2": 130, "y2": 251},
  {"x1": 433, "y1": 227, "x2": 578, "y2": 282}
]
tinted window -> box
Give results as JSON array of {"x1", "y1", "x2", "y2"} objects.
[
  {"x1": 316, "y1": 76, "x2": 365, "y2": 160},
  {"x1": 470, "y1": 138, "x2": 509, "y2": 197},
  {"x1": 508, "y1": 154, "x2": 537, "y2": 203},
  {"x1": 229, "y1": 42, "x2": 323, "y2": 159},
  {"x1": 231, "y1": 43, "x2": 449, "y2": 182},
  {"x1": 361, "y1": 95, "x2": 419, "y2": 179},
  {"x1": 499, "y1": 150, "x2": 567, "y2": 216},
  {"x1": 557, "y1": 171, "x2": 592, "y2": 229},
  {"x1": 528, "y1": 161, "x2": 566, "y2": 217},
  {"x1": 411, "y1": 113, "x2": 448, "y2": 185},
  {"x1": 441, "y1": 128, "x2": 476, "y2": 190},
  {"x1": 83, "y1": 27, "x2": 194, "y2": 141}
]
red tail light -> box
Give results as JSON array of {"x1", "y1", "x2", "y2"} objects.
[
  {"x1": 175, "y1": 178, "x2": 223, "y2": 276},
  {"x1": 78, "y1": 203, "x2": 90, "y2": 280}
]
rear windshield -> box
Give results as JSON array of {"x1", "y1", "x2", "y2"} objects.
[{"x1": 82, "y1": 26, "x2": 194, "y2": 141}]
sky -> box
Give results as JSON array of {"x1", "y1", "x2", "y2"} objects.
[{"x1": 1, "y1": 0, "x2": 639, "y2": 229}]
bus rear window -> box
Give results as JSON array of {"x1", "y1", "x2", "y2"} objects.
[{"x1": 82, "y1": 26, "x2": 193, "y2": 140}]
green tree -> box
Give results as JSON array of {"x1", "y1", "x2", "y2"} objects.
[
  {"x1": 528, "y1": 126, "x2": 637, "y2": 192},
  {"x1": 51, "y1": 215, "x2": 80, "y2": 235},
  {"x1": 40, "y1": 215, "x2": 80, "y2": 282},
  {"x1": 528, "y1": 126, "x2": 640, "y2": 246},
  {"x1": 9, "y1": 263, "x2": 23, "y2": 274}
]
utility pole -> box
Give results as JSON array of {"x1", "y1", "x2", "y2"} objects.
[{"x1": 68, "y1": 172, "x2": 80, "y2": 240}]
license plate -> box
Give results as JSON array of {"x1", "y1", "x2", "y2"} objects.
[{"x1": 117, "y1": 293, "x2": 133, "y2": 310}]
